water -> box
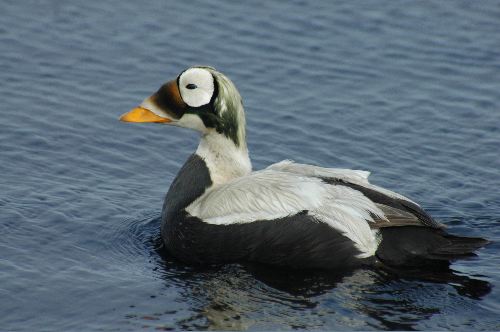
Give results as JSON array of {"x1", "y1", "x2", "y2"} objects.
[{"x1": 1, "y1": 1, "x2": 500, "y2": 330}]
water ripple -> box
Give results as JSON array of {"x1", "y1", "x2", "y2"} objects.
[{"x1": 1, "y1": 0, "x2": 500, "y2": 330}]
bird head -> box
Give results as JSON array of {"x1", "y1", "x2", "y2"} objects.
[{"x1": 120, "y1": 66, "x2": 246, "y2": 147}]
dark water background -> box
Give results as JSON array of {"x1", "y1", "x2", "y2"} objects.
[{"x1": 1, "y1": 1, "x2": 500, "y2": 330}]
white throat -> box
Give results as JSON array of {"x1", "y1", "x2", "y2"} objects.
[{"x1": 195, "y1": 132, "x2": 252, "y2": 186}]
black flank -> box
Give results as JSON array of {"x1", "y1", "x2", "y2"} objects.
[{"x1": 164, "y1": 210, "x2": 368, "y2": 269}]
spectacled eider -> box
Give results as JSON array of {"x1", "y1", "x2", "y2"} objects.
[{"x1": 120, "y1": 66, "x2": 488, "y2": 270}]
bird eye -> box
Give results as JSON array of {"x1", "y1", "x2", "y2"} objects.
[{"x1": 186, "y1": 83, "x2": 197, "y2": 90}]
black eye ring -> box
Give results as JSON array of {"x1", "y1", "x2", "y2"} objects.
[{"x1": 186, "y1": 83, "x2": 197, "y2": 90}]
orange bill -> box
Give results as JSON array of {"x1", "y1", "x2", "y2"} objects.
[{"x1": 120, "y1": 107, "x2": 171, "y2": 123}]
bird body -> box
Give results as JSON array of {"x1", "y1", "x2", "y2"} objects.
[{"x1": 121, "y1": 66, "x2": 487, "y2": 270}]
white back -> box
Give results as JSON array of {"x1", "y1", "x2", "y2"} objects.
[{"x1": 267, "y1": 160, "x2": 418, "y2": 205}]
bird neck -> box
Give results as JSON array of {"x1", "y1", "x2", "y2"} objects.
[{"x1": 195, "y1": 131, "x2": 252, "y2": 186}]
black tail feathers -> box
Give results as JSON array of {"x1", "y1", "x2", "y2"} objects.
[
  {"x1": 428, "y1": 234, "x2": 489, "y2": 260},
  {"x1": 376, "y1": 226, "x2": 489, "y2": 268}
]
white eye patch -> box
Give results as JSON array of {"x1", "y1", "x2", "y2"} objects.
[{"x1": 179, "y1": 68, "x2": 215, "y2": 108}]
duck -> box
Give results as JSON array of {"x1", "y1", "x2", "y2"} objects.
[{"x1": 120, "y1": 66, "x2": 488, "y2": 270}]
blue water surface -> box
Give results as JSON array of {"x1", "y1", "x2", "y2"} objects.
[{"x1": 1, "y1": 1, "x2": 500, "y2": 330}]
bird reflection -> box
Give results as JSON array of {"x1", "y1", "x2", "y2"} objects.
[{"x1": 151, "y1": 237, "x2": 491, "y2": 330}]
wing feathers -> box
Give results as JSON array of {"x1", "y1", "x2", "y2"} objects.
[
  {"x1": 268, "y1": 160, "x2": 445, "y2": 229},
  {"x1": 268, "y1": 160, "x2": 418, "y2": 205},
  {"x1": 267, "y1": 160, "x2": 371, "y2": 184},
  {"x1": 186, "y1": 169, "x2": 383, "y2": 257}
]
